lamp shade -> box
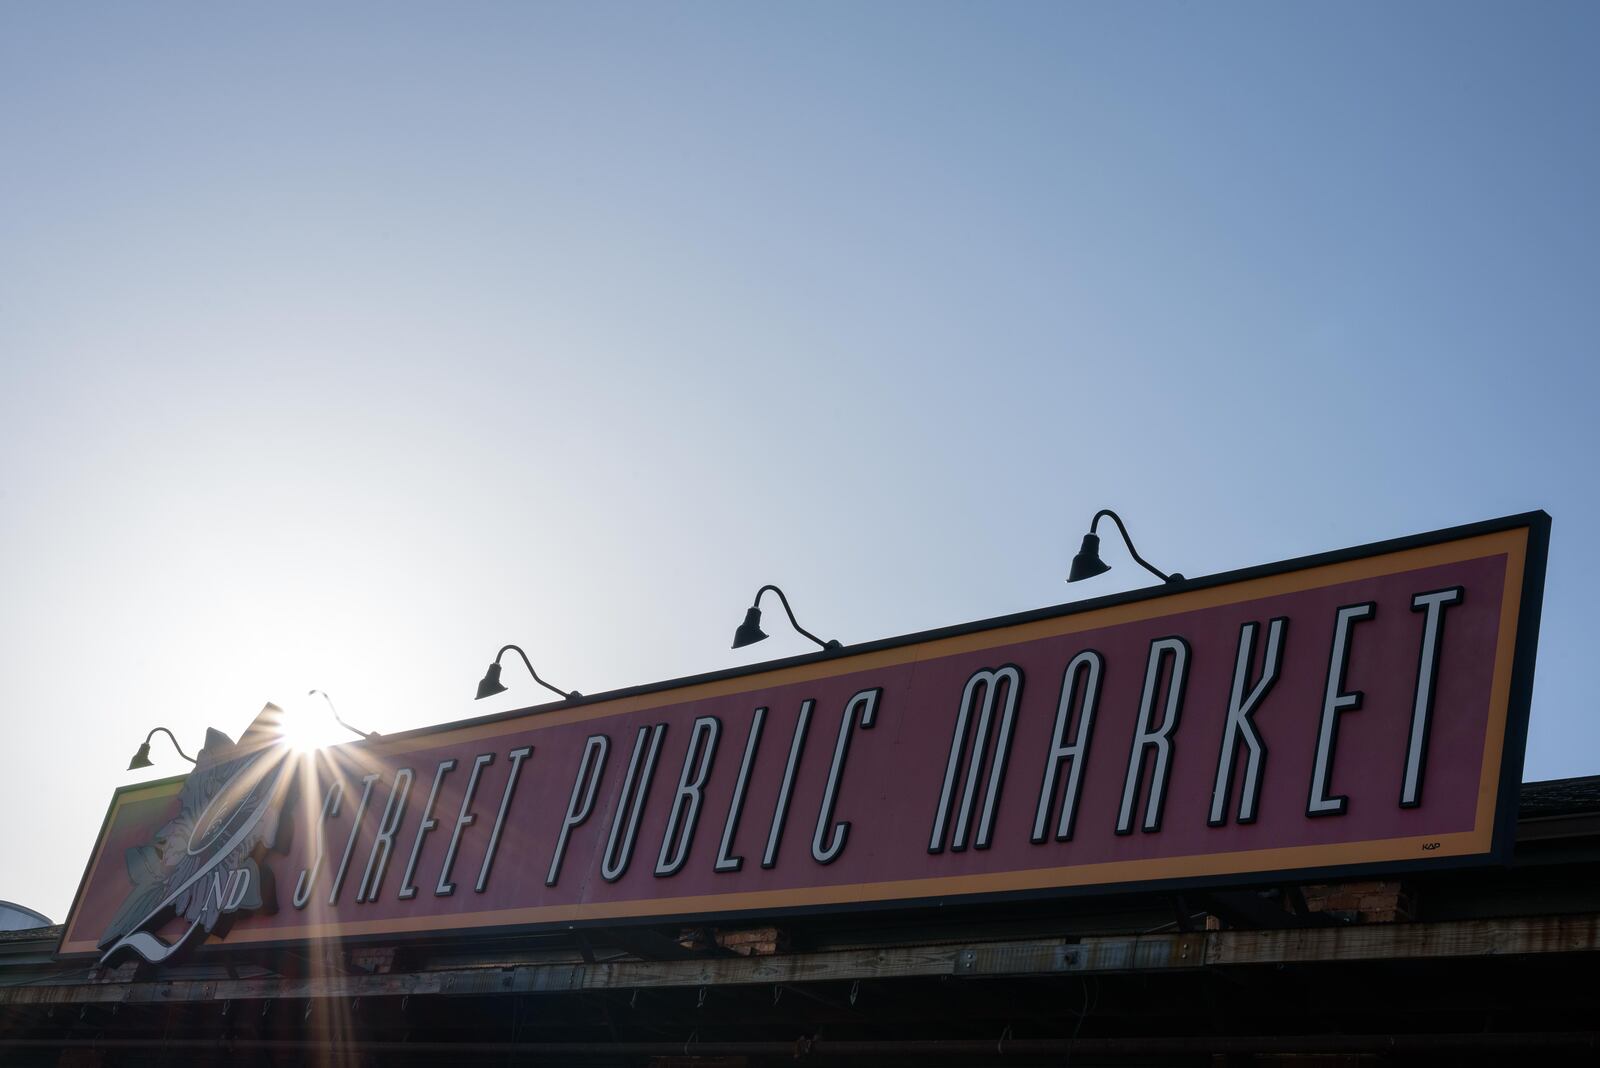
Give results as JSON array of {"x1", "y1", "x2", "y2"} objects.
[
  {"x1": 1068, "y1": 532, "x2": 1112, "y2": 583},
  {"x1": 127, "y1": 742, "x2": 153, "y2": 771},
  {"x1": 732, "y1": 607, "x2": 768, "y2": 649},
  {"x1": 475, "y1": 661, "x2": 508, "y2": 701}
]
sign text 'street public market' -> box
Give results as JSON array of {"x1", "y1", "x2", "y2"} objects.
[{"x1": 61, "y1": 514, "x2": 1547, "y2": 961}]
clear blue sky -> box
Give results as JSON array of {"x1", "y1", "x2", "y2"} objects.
[{"x1": 2, "y1": 2, "x2": 1596, "y2": 919}]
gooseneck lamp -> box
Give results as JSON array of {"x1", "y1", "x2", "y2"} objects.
[
  {"x1": 1068, "y1": 509, "x2": 1185, "y2": 585},
  {"x1": 732, "y1": 584, "x2": 842, "y2": 652},
  {"x1": 475, "y1": 645, "x2": 581, "y2": 702},
  {"x1": 127, "y1": 726, "x2": 197, "y2": 770},
  {"x1": 307, "y1": 689, "x2": 380, "y2": 740}
]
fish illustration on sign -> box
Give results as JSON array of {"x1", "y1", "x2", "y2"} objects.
[{"x1": 99, "y1": 706, "x2": 295, "y2": 964}]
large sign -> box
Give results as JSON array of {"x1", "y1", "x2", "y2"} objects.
[{"x1": 60, "y1": 513, "x2": 1547, "y2": 961}]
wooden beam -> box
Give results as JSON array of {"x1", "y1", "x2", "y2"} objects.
[
  {"x1": 1205, "y1": 911, "x2": 1600, "y2": 966},
  {"x1": 5, "y1": 914, "x2": 1599, "y2": 1008}
]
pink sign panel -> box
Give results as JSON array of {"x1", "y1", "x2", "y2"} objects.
[{"x1": 60, "y1": 514, "x2": 1547, "y2": 961}]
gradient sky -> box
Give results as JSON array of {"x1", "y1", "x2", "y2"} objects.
[{"x1": 2, "y1": 2, "x2": 1596, "y2": 920}]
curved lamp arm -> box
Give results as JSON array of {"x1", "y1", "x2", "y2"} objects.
[
  {"x1": 1090, "y1": 509, "x2": 1183, "y2": 584},
  {"x1": 498, "y1": 645, "x2": 581, "y2": 700},
  {"x1": 308, "y1": 690, "x2": 379, "y2": 741},
  {"x1": 141, "y1": 727, "x2": 197, "y2": 765},
  {"x1": 753, "y1": 585, "x2": 842, "y2": 652}
]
